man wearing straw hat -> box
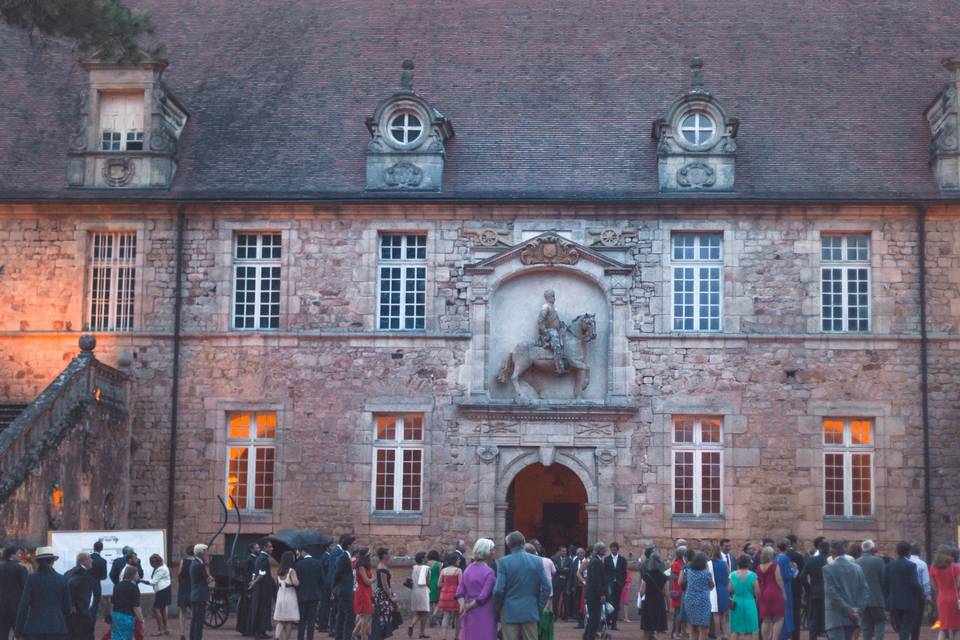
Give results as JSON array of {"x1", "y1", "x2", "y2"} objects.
[{"x1": 15, "y1": 546, "x2": 70, "y2": 640}]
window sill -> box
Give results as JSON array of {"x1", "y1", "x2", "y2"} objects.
[
  {"x1": 671, "y1": 515, "x2": 726, "y2": 528},
  {"x1": 821, "y1": 517, "x2": 877, "y2": 530},
  {"x1": 370, "y1": 512, "x2": 424, "y2": 524}
]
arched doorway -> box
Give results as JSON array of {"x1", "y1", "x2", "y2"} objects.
[{"x1": 505, "y1": 463, "x2": 588, "y2": 555}]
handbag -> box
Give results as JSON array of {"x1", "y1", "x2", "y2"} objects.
[
  {"x1": 403, "y1": 577, "x2": 413, "y2": 589},
  {"x1": 728, "y1": 600, "x2": 737, "y2": 611}
]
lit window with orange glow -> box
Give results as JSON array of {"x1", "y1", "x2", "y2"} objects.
[
  {"x1": 226, "y1": 411, "x2": 276, "y2": 512},
  {"x1": 372, "y1": 414, "x2": 424, "y2": 513},
  {"x1": 823, "y1": 418, "x2": 873, "y2": 518},
  {"x1": 50, "y1": 486, "x2": 64, "y2": 511}
]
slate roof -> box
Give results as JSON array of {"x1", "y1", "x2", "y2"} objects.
[{"x1": 1, "y1": 0, "x2": 959, "y2": 202}]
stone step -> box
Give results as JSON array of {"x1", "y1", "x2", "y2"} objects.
[{"x1": 0, "y1": 404, "x2": 28, "y2": 434}]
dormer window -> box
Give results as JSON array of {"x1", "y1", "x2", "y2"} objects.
[
  {"x1": 365, "y1": 61, "x2": 454, "y2": 192},
  {"x1": 679, "y1": 112, "x2": 715, "y2": 146},
  {"x1": 652, "y1": 57, "x2": 738, "y2": 191},
  {"x1": 67, "y1": 59, "x2": 187, "y2": 189},
  {"x1": 389, "y1": 112, "x2": 423, "y2": 145},
  {"x1": 99, "y1": 93, "x2": 145, "y2": 151}
]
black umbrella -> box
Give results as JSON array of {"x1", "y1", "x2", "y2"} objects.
[{"x1": 265, "y1": 529, "x2": 333, "y2": 559}]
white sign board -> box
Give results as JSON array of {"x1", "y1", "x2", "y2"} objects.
[{"x1": 49, "y1": 529, "x2": 166, "y2": 596}]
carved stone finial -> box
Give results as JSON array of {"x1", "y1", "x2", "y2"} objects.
[
  {"x1": 690, "y1": 56, "x2": 705, "y2": 90},
  {"x1": 78, "y1": 334, "x2": 96, "y2": 355},
  {"x1": 400, "y1": 59, "x2": 415, "y2": 91}
]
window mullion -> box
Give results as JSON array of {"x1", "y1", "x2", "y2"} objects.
[{"x1": 393, "y1": 445, "x2": 403, "y2": 512}]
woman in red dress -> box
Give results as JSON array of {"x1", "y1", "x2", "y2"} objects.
[
  {"x1": 671, "y1": 549, "x2": 686, "y2": 640},
  {"x1": 436, "y1": 553, "x2": 463, "y2": 640},
  {"x1": 755, "y1": 547, "x2": 784, "y2": 640},
  {"x1": 930, "y1": 545, "x2": 960, "y2": 639},
  {"x1": 353, "y1": 549, "x2": 375, "y2": 640}
]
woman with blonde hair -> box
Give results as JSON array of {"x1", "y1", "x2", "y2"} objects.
[
  {"x1": 929, "y1": 545, "x2": 960, "y2": 640},
  {"x1": 455, "y1": 539, "x2": 496, "y2": 640}
]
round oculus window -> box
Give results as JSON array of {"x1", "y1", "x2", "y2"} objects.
[
  {"x1": 679, "y1": 112, "x2": 716, "y2": 145},
  {"x1": 388, "y1": 112, "x2": 423, "y2": 144}
]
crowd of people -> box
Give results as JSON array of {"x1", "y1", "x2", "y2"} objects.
[{"x1": 1, "y1": 533, "x2": 959, "y2": 640}]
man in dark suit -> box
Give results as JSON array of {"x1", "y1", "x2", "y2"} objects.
[
  {"x1": 296, "y1": 545, "x2": 325, "y2": 640},
  {"x1": 602, "y1": 542, "x2": 626, "y2": 630},
  {"x1": 65, "y1": 553, "x2": 96, "y2": 640},
  {"x1": 316, "y1": 542, "x2": 333, "y2": 633},
  {"x1": 249, "y1": 540, "x2": 275, "y2": 640},
  {"x1": 787, "y1": 535, "x2": 807, "y2": 640},
  {"x1": 583, "y1": 542, "x2": 608, "y2": 640},
  {"x1": 0, "y1": 545, "x2": 28, "y2": 640},
  {"x1": 324, "y1": 539, "x2": 346, "y2": 637},
  {"x1": 236, "y1": 542, "x2": 260, "y2": 636},
  {"x1": 550, "y1": 546, "x2": 572, "y2": 619},
  {"x1": 332, "y1": 536, "x2": 355, "y2": 640},
  {"x1": 15, "y1": 547, "x2": 71, "y2": 640},
  {"x1": 798, "y1": 540, "x2": 830, "y2": 640},
  {"x1": 190, "y1": 544, "x2": 213, "y2": 640},
  {"x1": 88, "y1": 541, "x2": 107, "y2": 620},
  {"x1": 109, "y1": 547, "x2": 144, "y2": 585},
  {"x1": 886, "y1": 541, "x2": 923, "y2": 640}
]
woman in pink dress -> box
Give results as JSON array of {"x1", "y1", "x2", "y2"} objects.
[
  {"x1": 455, "y1": 539, "x2": 496, "y2": 640},
  {"x1": 930, "y1": 545, "x2": 960, "y2": 639}
]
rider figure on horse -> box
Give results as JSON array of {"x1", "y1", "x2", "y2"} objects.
[{"x1": 537, "y1": 289, "x2": 566, "y2": 374}]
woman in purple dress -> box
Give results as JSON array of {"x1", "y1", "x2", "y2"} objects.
[{"x1": 454, "y1": 539, "x2": 497, "y2": 640}]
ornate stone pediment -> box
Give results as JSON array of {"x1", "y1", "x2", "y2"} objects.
[{"x1": 465, "y1": 231, "x2": 633, "y2": 276}]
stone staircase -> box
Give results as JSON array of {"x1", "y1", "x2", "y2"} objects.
[
  {"x1": 0, "y1": 336, "x2": 130, "y2": 511},
  {"x1": 0, "y1": 404, "x2": 28, "y2": 434}
]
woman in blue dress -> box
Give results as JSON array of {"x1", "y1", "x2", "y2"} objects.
[
  {"x1": 711, "y1": 546, "x2": 730, "y2": 640},
  {"x1": 773, "y1": 541, "x2": 797, "y2": 640},
  {"x1": 680, "y1": 551, "x2": 715, "y2": 640}
]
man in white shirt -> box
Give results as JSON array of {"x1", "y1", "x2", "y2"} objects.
[{"x1": 907, "y1": 544, "x2": 931, "y2": 640}]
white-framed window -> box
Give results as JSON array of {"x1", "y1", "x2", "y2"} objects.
[
  {"x1": 233, "y1": 233, "x2": 281, "y2": 330},
  {"x1": 671, "y1": 232, "x2": 722, "y2": 331},
  {"x1": 378, "y1": 234, "x2": 427, "y2": 330},
  {"x1": 672, "y1": 415, "x2": 723, "y2": 516},
  {"x1": 99, "y1": 93, "x2": 144, "y2": 151},
  {"x1": 388, "y1": 112, "x2": 423, "y2": 144},
  {"x1": 680, "y1": 112, "x2": 716, "y2": 145},
  {"x1": 88, "y1": 231, "x2": 137, "y2": 331},
  {"x1": 372, "y1": 414, "x2": 424, "y2": 513},
  {"x1": 823, "y1": 418, "x2": 873, "y2": 518},
  {"x1": 821, "y1": 235, "x2": 870, "y2": 332},
  {"x1": 226, "y1": 411, "x2": 276, "y2": 512}
]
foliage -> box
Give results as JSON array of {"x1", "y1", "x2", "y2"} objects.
[{"x1": 0, "y1": 0, "x2": 160, "y2": 62}]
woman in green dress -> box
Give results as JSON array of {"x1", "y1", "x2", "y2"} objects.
[
  {"x1": 728, "y1": 554, "x2": 760, "y2": 640},
  {"x1": 426, "y1": 550, "x2": 441, "y2": 625}
]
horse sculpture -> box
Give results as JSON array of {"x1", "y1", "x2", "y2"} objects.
[{"x1": 496, "y1": 313, "x2": 597, "y2": 400}]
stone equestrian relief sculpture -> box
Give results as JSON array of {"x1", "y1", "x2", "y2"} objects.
[{"x1": 496, "y1": 290, "x2": 597, "y2": 400}]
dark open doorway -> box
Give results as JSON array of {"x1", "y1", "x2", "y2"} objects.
[{"x1": 505, "y1": 463, "x2": 588, "y2": 556}]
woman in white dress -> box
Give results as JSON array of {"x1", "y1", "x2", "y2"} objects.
[
  {"x1": 407, "y1": 552, "x2": 431, "y2": 639},
  {"x1": 273, "y1": 551, "x2": 300, "y2": 640}
]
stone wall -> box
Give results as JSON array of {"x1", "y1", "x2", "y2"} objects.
[{"x1": 0, "y1": 203, "x2": 956, "y2": 559}]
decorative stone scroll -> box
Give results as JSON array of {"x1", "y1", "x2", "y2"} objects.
[
  {"x1": 677, "y1": 161, "x2": 716, "y2": 187},
  {"x1": 519, "y1": 235, "x2": 580, "y2": 266}
]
